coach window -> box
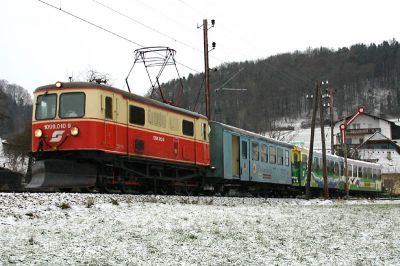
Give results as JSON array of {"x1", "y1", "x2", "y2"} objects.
[
  {"x1": 340, "y1": 162, "x2": 344, "y2": 176},
  {"x1": 372, "y1": 169, "x2": 378, "y2": 180},
  {"x1": 366, "y1": 167, "x2": 372, "y2": 179},
  {"x1": 334, "y1": 162, "x2": 339, "y2": 175},
  {"x1": 277, "y1": 148, "x2": 283, "y2": 165},
  {"x1": 35, "y1": 93, "x2": 57, "y2": 120},
  {"x1": 328, "y1": 160, "x2": 334, "y2": 174},
  {"x1": 105, "y1": 96, "x2": 113, "y2": 119},
  {"x1": 313, "y1": 157, "x2": 320, "y2": 171},
  {"x1": 129, "y1": 105, "x2": 145, "y2": 126},
  {"x1": 182, "y1": 120, "x2": 194, "y2": 136},
  {"x1": 252, "y1": 142, "x2": 259, "y2": 161},
  {"x1": 242, "y1": 141, "x2": 248, "y2": 159},
  {"x1": 357, "y1": 166, "x2": 362, "y2": 178},
  {"x1": 302, "y1": 154, "x2": 308, "y2": 170},
  {"x1": 269, "y1": 146, "x2": 276, "y2": 164},
  {"x1": 59, "y1": 92, "x2": 85, "y2": 118},
  {"x1": 285, "y1": 150, "x2": 289, "y2": 166},
  {"x1": 261, "y1": 144, "x2": 268, "y2": 163},
  {"x1": 348, "y1": 164, "x2": 353, "y2": 177}
]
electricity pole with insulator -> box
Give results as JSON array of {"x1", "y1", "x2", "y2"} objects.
[{"x1": 200, "y1": 19, "x2": 215, "y2": 120}]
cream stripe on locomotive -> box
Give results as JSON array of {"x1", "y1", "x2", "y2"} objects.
[{"x1": 33, "y1": 87, "x2": 209, "y2": 143}]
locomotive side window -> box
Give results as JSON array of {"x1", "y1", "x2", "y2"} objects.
[
  {"x1": 182, "y1": 120, "x2": 194, "y2": 136},
  {"x1": 35, "y1": 93, "x2": 57, "y2": 120},
  {"x1": 59, "y1": 92, "x2": 85, "y2": 118},
  {"x1": 105, "y1": 96, "x2": 113, "y2": 119},
  {"x1": 129, "y1": 105, "x2": 145, "y2": 126},
  {"x1": 202, "y1": 123, "x2": 207, "y2": 141},
  {"x1": 252, "y1": 142, "x2": 259, "y2": 161},
  {"x1": 269, "y1": 146, "x2": 276, "y2": 164}
]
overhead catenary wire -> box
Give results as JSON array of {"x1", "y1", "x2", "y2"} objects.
[
  {"x1": 37, "y1": 0, "x2": 201, "y2": 74},
  {"x1": 93, "y1": 0, "x2": 225, "y2": 64},
  {"x1": 176, "y1": 0, "x2": 316, "y2": 87},
  {"x1": 92, "y1": 0, "x2": 202, "y2": 55}
]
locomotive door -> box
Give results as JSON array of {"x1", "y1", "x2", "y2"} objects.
[
  {"x1": 103, "y1": 94, "x2": 116, "y2": 150},
  {"x1": 239, "y1": 136, "x2": 250, "y2": 181}
]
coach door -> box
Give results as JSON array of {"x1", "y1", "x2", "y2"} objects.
[
  {"x1": 103, "y1": 94, "x2": 116, "y2": 150},
  {"x1": 239, "y1": 136, "x2": 250, "y2": 181}
]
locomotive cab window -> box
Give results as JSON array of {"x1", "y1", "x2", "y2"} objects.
[
  {"x1": 35, "y1": 93, "x2": 57, "y2": 120},
  {"x1": 129, "y1": 105, "x2": 145, "y2": 126},
  {"x1": 105, "y1": 96, "x2": 113, "y2": 119},
  {"x1": 59, "y1": 92, "x2": 85, "y2": 118},
  {"x1": 182, "y1": 120, "x2": 194, "y2": 136}
]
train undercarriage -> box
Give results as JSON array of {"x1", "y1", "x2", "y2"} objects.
[{"x1": 20, "y1": 150, "x2": 383, "y2": 198}]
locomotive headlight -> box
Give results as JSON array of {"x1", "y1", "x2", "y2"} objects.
[
  {"x1": 55, "y1": 81, "x2": 63, "y2": 88},
  {"x1": 70, "y1": 127, "x2": 79, "y2": 136},
  {"x1": 34, "y1": 129, "x2": 43, "y2": 138}
]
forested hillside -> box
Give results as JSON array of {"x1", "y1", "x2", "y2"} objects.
[
  {"x1": 0, "y1": 80, "x2": 32, "y2": 150},
  {"x1": 161, "y1": 39, "x2": 400, "y2": 133}
]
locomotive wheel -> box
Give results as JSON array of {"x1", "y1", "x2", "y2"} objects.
[
  {"x1": 119, "y1": 183, "x2": 139, "y2": 194},
  {"x1": 159, "y1": 183, "x2": 171, "y2": 195}
]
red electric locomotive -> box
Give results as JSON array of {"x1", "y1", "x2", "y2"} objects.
[{"x1": 28, "y1": 81, "x2": 210, "y2": 192}]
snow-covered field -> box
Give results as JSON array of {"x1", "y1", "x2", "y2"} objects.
[{"x1": 0, "y1": 193, "x2": 399, "y2": 265}]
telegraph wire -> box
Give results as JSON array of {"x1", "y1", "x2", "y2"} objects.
[
  {"x1": 93, "y1": 0, "x2": 225, "y2": 64},
  {"x1": 38, "y1": 0, "x2": 144, "y2": 47},
  {"x1": 175, "y1": 0, "x2": 315, "y2": 87},
  {"x1": 93, "y1": 0, "x2": 203, "y2": 55},
  {"x1": 37, "y1": 0, "x2": 201, "y2": 74}
]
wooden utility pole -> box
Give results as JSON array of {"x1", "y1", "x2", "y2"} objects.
[
  {"x1": 319, "y1": 82, "x2": 329, "y2": 199},
  {"x1": 329, "y1": 89, "x2": 334, "y2": 155},
  {"x1": 203, "y1": 19, "x2": 211, "y2": 120},
  {"x1": 305, "y1": 81, "x2": 319, "y2": 199}
]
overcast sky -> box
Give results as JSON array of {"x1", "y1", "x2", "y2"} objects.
[{"x1": 1, "y1": 0, "x2": 400, "y2": 95}]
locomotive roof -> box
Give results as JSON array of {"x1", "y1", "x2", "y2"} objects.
[
  {"x1": 210, "y1": 121, "x2": 293, "y2": 148},
  {"x1": 35, "y1": 82, "x2": 207, "y2": 119}
]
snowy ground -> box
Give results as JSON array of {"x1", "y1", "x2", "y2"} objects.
[{"x1": 0, "y1": 193, "x2": 399, "y2": 266}]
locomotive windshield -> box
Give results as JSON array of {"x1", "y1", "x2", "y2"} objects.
[
  {"x1": 59, "y1": 92, "x2": 85, "y2": 118},
  {"x1": 35, "y1": 93, "x2": 57, "y2": 120}
]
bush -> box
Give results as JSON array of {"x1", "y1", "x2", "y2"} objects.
[
  {"x1": 59, "y1": 202, "x2": 71, "y2": 209},
  {"x1": 110, "y1": 198, "x2": 119, "y2": 206}
]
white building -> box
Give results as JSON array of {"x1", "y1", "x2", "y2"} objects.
[
  {"x1": 334, "y1": 113, "x2": 400, "y2": 149},
  {"x1": 334, "y1": 113, "x2": 400, "y2": 194}
]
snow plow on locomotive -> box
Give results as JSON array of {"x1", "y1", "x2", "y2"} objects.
[{"x1": 28, "y1": 82, "x2": 210, "y2": 192}]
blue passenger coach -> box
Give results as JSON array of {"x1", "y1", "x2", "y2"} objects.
[{"x1": 208, "y1": 121, "x2": 293, "y2": 186}]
